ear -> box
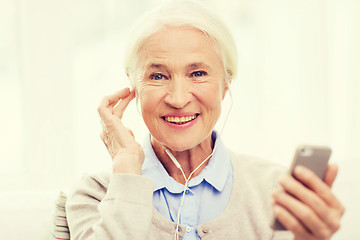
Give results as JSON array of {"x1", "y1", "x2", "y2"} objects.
[
  {"x1": 126, "y1": 71, "x2": 137, "y2": 90},
  {"x1": 221, "y1": 79, "x2": 230, "y2": 100}
]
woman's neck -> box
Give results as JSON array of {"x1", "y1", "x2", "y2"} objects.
[{"x1": 151, "y1": 135, "x2": 214, "y2": 185}]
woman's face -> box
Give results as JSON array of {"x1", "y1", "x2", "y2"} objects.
[{"x1": 137, "y1": 26, "x2": 227, "y2": 151}]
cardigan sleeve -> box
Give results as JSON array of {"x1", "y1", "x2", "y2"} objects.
[{"x1": 66, "y1": 173, "x2": 155, "y2": 240}]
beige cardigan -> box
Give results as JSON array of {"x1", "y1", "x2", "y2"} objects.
[{"x1": 66, "y1": 152, "x2": 293, "y2": 239}]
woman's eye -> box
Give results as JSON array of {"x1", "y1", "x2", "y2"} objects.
[
  {"x1": 150, "y1": 73, "x2": 167, "y2": 80},
  {"x1": 190, "y1": 71, "x2": 207, "y2": 78}
]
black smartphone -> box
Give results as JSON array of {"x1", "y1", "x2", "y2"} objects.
[{"x1": 271, "y1": 145, "x2": 332, "y2": 231}]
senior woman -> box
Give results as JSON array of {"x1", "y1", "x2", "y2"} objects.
[{"x1": 66, "y1": 1, "x2": 344, "y2": 239}]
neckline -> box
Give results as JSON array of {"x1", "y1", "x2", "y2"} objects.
[
  {"x1": 151, "y1": 151, "x2": 241, "y2": 233},
  {"x1": 142, "y1": 131, "x2": 230, "y2": 193}
]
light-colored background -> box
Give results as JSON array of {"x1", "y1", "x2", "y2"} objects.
[{"x1": 1, "y1": 0, "x2": 359, "y2": 239}]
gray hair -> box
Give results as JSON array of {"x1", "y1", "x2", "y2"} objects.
[{"x1": 124, "y1": 0, "x2": 238, "y2": 87}]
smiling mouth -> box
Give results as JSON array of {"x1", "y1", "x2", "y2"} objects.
[{"x1": 162, "y1": 114, "x2": 199, "y2": 125}]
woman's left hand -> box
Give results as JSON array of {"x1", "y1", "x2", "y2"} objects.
[{"x1": 272, "y1": 164, "x2": 345, "y2": 240}]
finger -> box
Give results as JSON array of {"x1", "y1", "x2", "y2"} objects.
[
  {"x1": 100, "y1": 117, "x2": 133, "y2": 143},
  {"x1": 278, "y1": 175, "x2": 342, "y2": 233},
  {"x1": 324, "y1": 164, "x2": 338, "y2": 188},
  {"x1": 272, "y1": 189, "x2": 328, "y2": 236},
  {"x1": 100, "y1": 131, "x2": 108, "y2": 148},
  {"x1": 99, "y1": 115, "x2": 136, "y2": 150},
  {"x1": 279, "y1": 175, "x2": 327, "y2": 216},
  {"x1": 272, "y1": 204, "x2": 315, "y2": 240},
  {"x1": 294, "y1": 166, "x2": 343, "y2": 209},
  {"x1": 98, "y1": 88, "x2": 131, "y2": 121},
  {"x1": 128, "y1": 128, "x2": 135, "y2": 138},
  {"x1": 101, "y1": 119, "x2": 135, "y2": 147},
  {"x1": 116, "y1": 123, "x2": 135, "y2": 144},
  {"x1": 113, "y1": 89, "x2": 136, "y2": 118},
  {"x1": 101, "y1": 88, "x2": 131, "y2": 108}
]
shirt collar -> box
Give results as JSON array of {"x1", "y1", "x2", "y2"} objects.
[
  {"x1": 141, "y1": 131, "x2": 231, "y2": 193},
  {"x1": 198, "y1": 131, "x2": 231, "y2": 192},
  {"x1": 141, "y1": 135, "x2": 183, "y2": 193}
]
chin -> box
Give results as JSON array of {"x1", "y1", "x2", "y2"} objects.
[
  {"x1": 165, "y1": 143, "x2": 194, "y2": 152},
  {"x1": 164, "y1": 139, "x2": 196, "y2": 152},
  {"x1": 170, "y1": 134, "x2": 212, "y2": 152},
  {"x1": 152, "y1": 133, "x2": 199, "y2": 152}
]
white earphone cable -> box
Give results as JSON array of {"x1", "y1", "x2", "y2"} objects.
[{"x1": 164, "y1": 87, "x2": 233, "y2": 240}]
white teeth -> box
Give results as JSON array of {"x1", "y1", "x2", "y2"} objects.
[{"x1": 164, "y1": 115, "x2": 197, "y2": 124}]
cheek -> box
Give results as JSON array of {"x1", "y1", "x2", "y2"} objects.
[
  {"x1": 202, "y1": 91, "x2": 222, "y2": 108},
  {"x1": 195, "y1": 84, "x2": 224, "y2": 128},
  {"x1": 137, "y1": 83, "x2": 165, "y2": 117},
  {"x1": 137, "y1": 81, "x2": 154, "y2": 106},
  {"x1": 195, "y1": 83, "x2": 223, "y2": 110},
  {"x1": 204, "y1": 96, "x2": 222, "y2": 122}
]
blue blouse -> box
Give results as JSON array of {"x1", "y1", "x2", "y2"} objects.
[{"x1": 141, "y1": 131, "x2": 233, "y2": 240}]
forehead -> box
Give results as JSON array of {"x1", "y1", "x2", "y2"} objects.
[{"x1": 138, "y1": 26, "x2": 223, "y2": 69}]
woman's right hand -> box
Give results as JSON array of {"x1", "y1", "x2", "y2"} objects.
[{"x1": 97, "y1": 88, "x2": 144, "y2": 175}]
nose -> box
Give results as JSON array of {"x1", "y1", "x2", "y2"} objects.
[{"x1": 164, "y1": 77, "x2": 191, "y2": 109}]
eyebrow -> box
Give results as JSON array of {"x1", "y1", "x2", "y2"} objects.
[
  {"x1": 145, "y1": 62, "x2": 211, "y2": 71},
  {"x1": 145, "y1": 63, "x2": 166, "y2": 70},
  {"x1": 187, "y1": 62, "x2": 211, "y2": 70}
]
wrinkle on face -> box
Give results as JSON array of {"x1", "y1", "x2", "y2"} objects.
[
  {"x1": 132, "y1": 26, "x2": 230, "y2": 180},
  {"x1": 134, "y1": 26, "x2": 227, "y2": 153}
]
